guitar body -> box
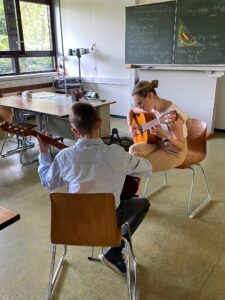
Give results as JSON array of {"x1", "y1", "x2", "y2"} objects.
[{"x1": 132, "y1": 112, "x2": 158, "y2": 144}]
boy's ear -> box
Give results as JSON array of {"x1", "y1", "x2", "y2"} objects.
[{"x1": 71, "y1": 127, "x2": 81, "y2": 137}]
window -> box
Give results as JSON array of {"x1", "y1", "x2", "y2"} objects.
[{"x1": 0, "y1": 0, "x2": 56, "y2": 75}]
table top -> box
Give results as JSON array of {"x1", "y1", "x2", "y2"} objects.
[
  {"x1": 0, "y1": 206, "x2": 20, "y2": 230},
  {"x1": 0, "y1": 92, "x2": 116, "y2": 118}
]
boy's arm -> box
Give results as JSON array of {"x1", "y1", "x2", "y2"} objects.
[
  {"x1": 38, "y1": 152, "x2": 64, "y2": 190},
  {"x1": 124, "y1": 151, "x2": 152, "y2": 178},
  {"x1": 37, "y1": 132, "x2": 64, "y2": 190}
]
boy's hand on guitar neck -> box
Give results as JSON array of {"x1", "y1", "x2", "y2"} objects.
[{"x1": 37, "y1": 130, "x2": 51, "y2": 153}]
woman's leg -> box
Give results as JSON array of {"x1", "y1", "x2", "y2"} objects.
[
  {"x1": 130, "y1": 140, "x2": 187, "y2": 172},
  {"x1": 145, "y1": 147, "x2": 187, "y2": 172},
  {"x1": 129, "y1": 142, "x2": 157, "y2": 157}
]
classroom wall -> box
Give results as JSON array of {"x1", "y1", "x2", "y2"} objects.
[
  {"x1": 139, "y1": 69, "x2": 218, "y2": 132},
  {"x1": 59, "y1": 0, "x2": 134, "y2": 117},
  {"x1": 214, "y1": 75, "x2": 225, "y2": 130}
]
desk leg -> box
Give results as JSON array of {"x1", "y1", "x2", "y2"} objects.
[
  {"x1": 36, "y1": 113, "x2": 49, "y2": 132},
  {"x1": 97, "y1": 105, "x2": 110, "y2": 137}
]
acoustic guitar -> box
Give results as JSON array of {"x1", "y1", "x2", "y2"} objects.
[
  {"x1": 132, "y1": 110, "x2": 178, "y2": 144},
  {"x1": 0, "y1": 121, "x2": 67, "y2": 149},
  {"x1": 0, "y1": 121, "x2": 139, "y2": 198}
]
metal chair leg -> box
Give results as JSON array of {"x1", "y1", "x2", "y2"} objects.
[
  {"x1": 87, "y1": 247, "x2": 102, "y2": 261},
  {"x1": 19, "y1": 136, "x2": 37, "y2": 166},
  {"x1": 0, "y1": 133, "x2": 23, "y2": 157},
  {"x1": 123, "y1": 239, "x2": 132, "y2": 300},
  {"x1": 45, "y1": 245, "x2": 67, "y2": 300},
  {"x1": 141, "y1": 171, "x2": 167, "y2": 198},
  {"x1": 187, "y1": 164, "x2": 212, "y2": 218},
  {"x1": 123, "y1": 223, "x2": 138, "y2": 300},
  {"x1": 0, "y1": 131, "x2": 35, "y2": 162}
]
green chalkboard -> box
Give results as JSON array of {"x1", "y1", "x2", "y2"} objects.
[
  {"x1": 174, "y1": 0, "x2": 225, "y2": 64},
  {"x1": 125, "y1": 2, "x2": 176, "y2": 65},
  {"x1": 125, "y1": 0, "x2": 225, "y2": 66}
]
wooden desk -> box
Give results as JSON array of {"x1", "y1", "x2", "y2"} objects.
[
  {"x1": 0, "y1": 93, "x2": 116, "y2": 137},
  {"x1": 0, "y1": 206, "x2": 20, "y2": 230}
]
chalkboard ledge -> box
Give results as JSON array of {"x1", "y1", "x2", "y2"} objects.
[
  {"x1": 125, "y1": 64, "x2": 141, "y2": 69},
  {"x1": 127, "y1": 64, "x2": 225, "y2": 73}
]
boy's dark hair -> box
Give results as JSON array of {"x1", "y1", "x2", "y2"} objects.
[{"x1": 69, "y1": 102, "x2": 99, "y2": 135}]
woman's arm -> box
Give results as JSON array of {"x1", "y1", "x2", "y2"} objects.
[
  {"x1": 127, "y1": 107, "x2": 145, "y2": 136},
  {"x1": 150, "y1": 117, "x2": 186, "y2": 151},
  {"x1": 127, "y1": 108, "x2": 134, "y2": 127},
  {"x1": 166, "y1": 117, "x2": 186, "y2": 151}
]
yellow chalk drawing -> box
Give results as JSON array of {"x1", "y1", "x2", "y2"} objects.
[{"x1": 178, "y1": 23, "x2": 199, "y2": 47}]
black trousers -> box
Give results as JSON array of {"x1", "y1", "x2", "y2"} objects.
[{"x1": 107, "y1": 196, "x2": 150, "y2": 256}]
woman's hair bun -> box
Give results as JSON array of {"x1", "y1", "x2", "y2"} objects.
[{"x1": 151, "y1": 80, "x2": 159, "y2": 88}]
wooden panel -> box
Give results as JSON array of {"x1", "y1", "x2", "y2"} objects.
[
  {"x1": 0, "y1": 206, "x2": 20, "y2": 230},
  {"x1": 0, "y1": 82, "x2": 53, "y2": 95}
]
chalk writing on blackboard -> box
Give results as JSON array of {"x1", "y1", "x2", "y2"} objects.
[
  {"x1": 126, "y1": 0, "x2": 225, "y2": 66},
  {"x1": 125, "y1": 2, "x2": 175, "y2": 65}
]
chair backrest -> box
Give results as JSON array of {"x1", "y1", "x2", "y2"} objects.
[
  {"x1": 186, "y1": 119, "x2": 207, "y2": 152},
  {"x1": 0, "y1": 107, "x2": 13, "y2": 123},
  {"x1": 50, "y1": 193, "x2": 122, "y2": 247},
  {"x1": 177, "y1": 119, "x2": 207, "y2": 169}
]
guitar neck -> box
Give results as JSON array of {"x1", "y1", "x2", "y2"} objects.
[
  {"x1": 141, "y1": 118, "x2": 159, "y2": 133},
  {"x1": 0, "y1": 121, "x2": 68, "y2": 150},
  {"x1": 32, "y1": 130, "x2": 68, "y2": 150}
]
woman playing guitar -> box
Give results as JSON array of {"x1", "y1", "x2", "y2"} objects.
[{"x1": 127, "y1": 80, "x2": 189, "y2": 172}]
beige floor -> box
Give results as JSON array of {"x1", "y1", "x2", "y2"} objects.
[{"x1": 0, "y1": 119, "x2": 225, "y2": 300}]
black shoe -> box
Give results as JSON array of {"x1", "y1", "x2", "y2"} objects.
[{"x1": 98, "y1": 252, "x2": 127, "y2": 275}]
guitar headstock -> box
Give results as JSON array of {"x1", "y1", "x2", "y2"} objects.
[
  {"x1": 0, "y1": 121, "x2": 36, "y2": 137},
  {"x1": 160, "y1": 110, "x2": 178, "y2": 125}
]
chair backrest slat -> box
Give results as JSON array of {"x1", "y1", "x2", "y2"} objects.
[
  {"x1": 50, "y1": 193, "x2": 121, "y2": 247},
  {"x1": 186, "y1": 119, "x2": 207, "y2": 153},
  {"x1": 177, "y1": 119, "x2": 207, "y2": 169}
]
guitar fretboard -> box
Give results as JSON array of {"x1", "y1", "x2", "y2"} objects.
[{"x1": 141, "y1": 118, "x2": 159, "y2": 133}]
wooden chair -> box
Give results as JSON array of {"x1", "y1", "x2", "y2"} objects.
[
  {"x1": 0, "y1": 106, "x2": 13, "y2": 123},
  {"x1": 0, "y1": 93, "x2": 35, "y2": 164},
  {"x1": 0, "y1": 106, "x2": 21, "y2": 158},
  {"x1": 45, "y1": 193, "x2": 137, "y2": 300},
  {"x1": 0, "y1": 205, "x2": 20, "y2": 230},
  {"x1": 142, "y1": 119, "x2": 211, "y2": 218}
]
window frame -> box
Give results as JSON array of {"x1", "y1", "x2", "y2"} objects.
[{"x1": 0, "y1": 0, "x2": 57, "y2": 76}]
